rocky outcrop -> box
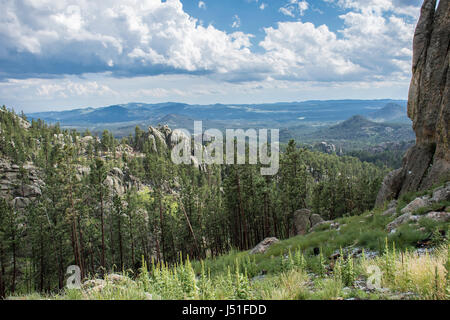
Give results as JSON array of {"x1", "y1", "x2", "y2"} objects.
[
  {"x1": 385, "y1": 183, "x2": 450, "y2": 232},
  {"x1": 140, "y1": 124, "x2": 206, "y2": 170},
  {"x1": 311, "y1": 220, "x2": 340, "y2": 232},
  {"x1": 293, "y1": 209, "x2": 324, "y2": 235},
  {"x1": 386, "y1": 213, "x2": 419, "y2": 233},
  {"x1": 400, "y1": 196, "x2": 432, "y2": 214},
  {"x1": 0, "y1": 108, "x2": 30, "y2": 129},
  {"x1": 105, "y1": 167, "x2": 144, "y2": 195},
  {"x1": 431, "y1": 182, "x2": 450, "y2": 202},
  {"x1": 387, "y1": 210, "x2": 450, "y2": 233},
  {"x1": 0, "y1": 159, "x2": 43, "y2": 209},
  {"x1": 75, "y1": 165, "x2": 144, "y2": 196},
  {"x1": 315, "y1": 142, "x2": 337, "y2": 154},
  {"x1": 249, "y1": 237, "x2": 279, "y2": 254},
  {"x1": 381, "y1": 200, "x2": 398, "y2": 216},
  {"x1": 376, "y1": 0, "x2": 450, "y2": 205},
  {"x1": 376, "y1": 168, "x2": 404, "y2": 206}
]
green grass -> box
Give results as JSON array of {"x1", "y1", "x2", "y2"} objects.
[{"x1": 8, "y1": 199, "x2": 450, "y2": 300}]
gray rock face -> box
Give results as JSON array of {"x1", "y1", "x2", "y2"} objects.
[
  {"x1": 376, "y1": 168, "x2": 404, "y2": 206},
  {"x1": 0, "y1": 158, "x2": 43, "y2": 209},
  {"x1": 249, "y1": 237, "x2": 279, "y2": 254},
  {"x1": 76, "y1": 165, "x2": 143, "y2": 196},
  {"x1": 377, "y1": 1, "x2": 450, "y2": 205},
  {"x1": 140, "y1": 124, "x2": 206, "y2": 170}
]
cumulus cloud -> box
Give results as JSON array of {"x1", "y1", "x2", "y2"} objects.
[
  {"x1": 279, "y1": 7, "x2": 295, "y2": 17},
  {"x1": 36, "y1": 80, "x2": 116, "y2": 98},
  {"x1": 324, "y1": 0, "x2": 421, "y2": 18},
  {"x1": 0, "y1": 78, "x2": 117, "y2": 103},
  {"x1": 198, "y1": 1, "x2": 206, "y2": 10},
  {"x1": 0, "y1": 0, "x2": 256, "y2": 79},
  {"x1": 260, "y1": 22, "x2": 364, "y2": 81},
  {"x1": 0, "y1": 0, "x2": 417, "y2": 87},
  {"x1": 264, "y1": 0, "x2": 415, "y2": 82},
  {"x1": 279, "y1": 0, "x2": 309, "y2": 17},
  {"x1": 259, "y1": 3, "x2": 267, "y2": 10}
]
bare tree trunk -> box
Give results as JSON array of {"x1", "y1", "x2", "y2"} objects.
[
  {"x1": 100, "y1": 188, "x2": 106, "y2": 274},
  {"x1": 236, "y1": 172, "x2": 248, "y2": 250},
  {"x1": 177, "y1": 197, "x2": 199, "y2": 257},
  {"x1": 11, "y1": 228, "x2": 16, "y2": 294},
  {"x1": 118, "y1": 215, "x2": 123, "y2": 270},
  {"x1": 0, "y1": 243, "x2": 5, "y2": 298},
  {"x1": 128, "y1": 212, "x2": 135, "y2": 267},
  {"x1": 159, "y1": 196, "x2": 165, "y2": 262},
  {"x1": 39, "y1": 221, "x2": 44, "y2": 292}
]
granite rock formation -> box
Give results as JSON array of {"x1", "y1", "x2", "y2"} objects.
[{"x1": 376, "y1": 0, "x2": 450, "y2": 206}]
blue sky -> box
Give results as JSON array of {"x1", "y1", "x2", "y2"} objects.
[{"x1": 0, "y1": 0, "x2": 423, "y2": 112}]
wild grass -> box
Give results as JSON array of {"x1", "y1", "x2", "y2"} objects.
[
  {"x1": 361, "y1": 242, "x2": 450, "y2": 300},
  {"x1": 7, "y1": 202, "x2": 450, "y2": 300},
  {"x1": 254, "y1": 269, "x2": 310, "y2": 300}
]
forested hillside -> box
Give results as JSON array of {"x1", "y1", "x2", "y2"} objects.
[{"x1": 0, "y1": 106, "x2": 387, "y2": 296}]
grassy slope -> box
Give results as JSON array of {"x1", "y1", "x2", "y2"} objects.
[{"x1": 9, "y1": 189, "x2": 450, "y2": 300}]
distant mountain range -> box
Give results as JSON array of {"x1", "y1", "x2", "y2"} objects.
[
  {"x1": 367, "y1": 103, "x2": 409, "y2": 123},
  {"x1": 312, "y1": 115, "x2": 414, "y2": 141},
  {"x1": 280, "y1": 114, "x2": 415, "y2": 147},
  {"x1": 27, "y1": 99, "x2": 410, "y2": 137}
]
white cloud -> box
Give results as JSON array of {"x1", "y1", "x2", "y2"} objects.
[
  {"x1": 0, "y1": 0, "x2": 255, "y2": 79},
  {"x1": 259, "y1": 3, "x2": 267, "y2": 10},
  {"x1": 279, "y1": 7, "x2": 295, "y2": 17},
  {"x1": 279, "y1": 0, "x2": 309, "y2": 17},
  {"x1": 261, "y1": 22, "x2": 364, "y2": 81},
  {"x1": 297, "y1": 1, "x2": 309, "y2": 16},
  {"x1": 0, "y1": 0, "x2": 417, "y2": 92},
  {"x1": 263, "y1": 0, "x2": 416, "y2": 82},
  {"x1": 231, "y1": 15, "x2": 241, "y2": 28},
  {"x1": 36, "y1": 80, "x2": 117, "y2": 98},
  {"x1": 198, "y1": 1, "x2": 206, "y2": 10},
  {"x1": 324, "y1": 0, "x2": 421, "y2": 19}
]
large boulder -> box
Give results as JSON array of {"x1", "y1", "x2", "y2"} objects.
[
  {"x1": 377, "y1": 0, "x2": 450, "y2": 204},
  {"x1": 382, "y1": 200, "x2": 398, "y2": 216},
  {"x1": 293, "y1": 209, "x2": 312, "y2": 235},
  {"x1": 386, "y1": 213, "x2": 419, "y2": 233},
  {"x1": 401, "y1": 196, "x2": 431, "y2": 214},
  {"x1": 12, "y1": 197, "x2": 31, "y2": 209},
  {"x1": 293, "y1": 209, "x2": 324, "y2": 235},
  {"x1": 249, "y1": 237, "x2": 279, "y2": 254},
  {"x1": 431, "y1": 183, "x2": 450, "y2": 203},
  {"x1": 424, "y1": 211, "x2": 450, "y2": 223},
  {"x1": 310, "y1": 214, "x2": 324, "y2": 227}
]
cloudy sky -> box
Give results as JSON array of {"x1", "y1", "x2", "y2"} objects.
[{"x1": 0, "y1": 0, "x2": 423, "y2": 112}]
